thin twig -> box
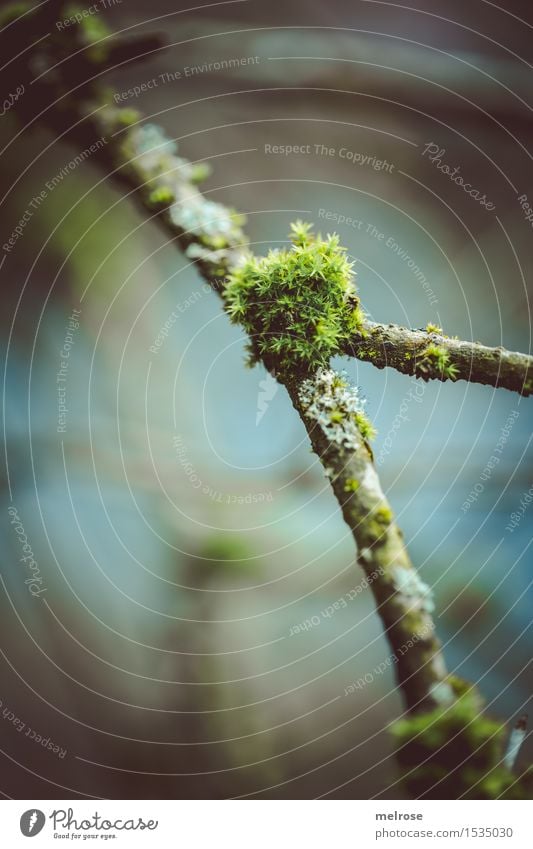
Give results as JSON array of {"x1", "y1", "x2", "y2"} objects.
[
  {"x1": 345, "y1": 322, "x2": 533, "y2": 396},
  {"x1": 88, "y1": 104, "x2": 452, "y2": 713},
  {"x1": 7, "y1": 9, "x2": 527, "y2": 717}
]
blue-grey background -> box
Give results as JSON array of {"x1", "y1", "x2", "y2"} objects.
[{"x1": 0, "y1": 0, "x2": 531, "y2": 798}]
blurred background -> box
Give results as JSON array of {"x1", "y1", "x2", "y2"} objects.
[{"x1": 0, "y1": 0, "x2": 532, "y2": 799}]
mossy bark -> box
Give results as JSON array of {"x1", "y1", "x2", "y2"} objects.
[
  {"x1": 346, "y1": 322, "x2": 533, "y2": 396},
  {"x1": 86, "y1": 105, "x2": 453, "y2": 714},
  {"x1": 6, "y1": 1, "x2": 531, "y2": 796},
  {"x1": 283, "y1": 372, "x2": 452, "y2": 714}
]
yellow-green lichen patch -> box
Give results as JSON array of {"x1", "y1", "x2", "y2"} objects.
[
  {"x1": 343, "y1": 478, "x2": 360, "y2": 492},
  {"x1": 190, "y1": 162, "x2": 211, "y2": 183},
  {"x1": 117, "y1": 108, "x2": 141, "y2": 128},
  {"x1": 0, "y1": 2, "x2": 31, "y2": 27},
  {"x1": 77, "y1": 9, "x2": 111, "y2": 63},
  {"x1": 147, "y1": 186, "x2": 175, "y2": 209},
  {"x1": 298, "y1": 368, "x2": 371, "y2": 452},
  {"x1": 360, "y1": 504, "x2": 393, "y2": 545}
]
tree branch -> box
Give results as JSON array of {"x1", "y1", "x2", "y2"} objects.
[
  {"x1": 344, "y1": 321, "x2": 533, "y2": 396},
  {"x1": 0, "y1": 1, "x2": 456, "y2": 707},
  {"x1": 84, "y1": 105, "x2": 451, "y2": 713},
  {"x1": 284, "y1": 368, "x2": 451, "y2": 712},
  {"x1": 7, "y1": 1, "x2": 531, "y2": 796}
]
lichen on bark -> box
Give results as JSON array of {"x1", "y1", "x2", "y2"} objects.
[{"x1": 6, "y1": 1, "x2": 530, "y2": 797}]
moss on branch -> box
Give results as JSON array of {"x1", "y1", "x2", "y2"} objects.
[
  {"x1": 6, "y1": 3, "x2": 531, "y2": 797},
  {"x1": 346, "y1": 322, "x2": 533, "y2": 396},
  {"x1": 285, "y1": 367, "x2": 451, "y2": 715},
  {"x1": 225, "y1": 222, "x2": 364, "y2": 375},
  {"x1": 392, "y1": 680, "x2": 531, "y2": 799}
]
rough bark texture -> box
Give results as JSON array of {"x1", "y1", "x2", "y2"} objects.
[
  {"x1": 1, "y1": 1, "x2": 523, "y2": 716},
  {"x1": 4, "y1": 1, "x2": 531, "y2": 797},
  {"x1": 284, "y1": 370, "x2": 451, "y2": 713},
  {"x1": 345, "y1": 322, "x2": 533, "y2": 396},
  {"x1": 84, "y1": 105, "x2": 451, "y2": 713},
  {"x1": 0, "y1": 47, "x2": 507, "y2": 712}
]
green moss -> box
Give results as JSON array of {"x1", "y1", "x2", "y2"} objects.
[
  {"x1": 0, "y1": 2, "x2": 31, "y2": 27},
  {"x1": 348, "y1": 304, "x2": 366, "y2": 332},
  {"x1": 416, "y1": 343, "x2": 458, "y2": 381},
  {"x1": 425, "y1": 323, "x2": 443, "y2": 334},
  {"x1": 118, "y1": 108, "x2": 141, "y2": 127},
  {"x1": 398, "y1": 609, "x2": 424, "y2": 637},
  {"x1": 191, "y1": 162, "x2": 211, "y2": 183},
  {"x1": 200, "y1": 233, "x2": 230, "y2": 250},
  {"x1": 224, "y1": 221, "x2": 363, "y2": 374},
  {"x1": 70, "y1": 5, "x2": 111, "y2": 63},
  {"x1": 391, "y1": 686, "x2": 531, "y2": 799},
  {"x1": 332, "y1": 374, "x2": 348, "y2": 390},
  {"x1": 353, "y1": 410, "x2": 377, "y2": 441},
  {"x1": 344, "y1": 478, "x2": 360, "y2": 492},
  {"x1": 474, "y1": 767, "x2": 530, "y2": 800},
  {"x1": 447, "y1": 674, "x2": 480, "y2": 701},
  {"x1": 376, "y1": 506, "x2": 392, "y2": 523},
  {"x1": 361, "y1": 505, "x2": 393, "y2": 544},
  {"x1": 227, "y1": 208, "x2": 246, "y2": 230},
  {"x1": 522, "y1": 377, "x2": 533, "y2": 395},
  {"x1": 194, "y1": 534, "x2": 255, "y2": 576},
  {"x1": 147, "y1": 186, "x2": 175, "y2": 208},
  {"x1": 85, "y1": 31, "x2": 110, "y2": 65}
]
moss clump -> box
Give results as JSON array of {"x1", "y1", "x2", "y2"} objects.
[
  {"x1": 391, "y1": 684, "x2": 531, "y2": 799},
  {"x1": 225, "y1": 222, "x2": 364, "y2": 374},
  {"x1": 425, "y1": 323, "x2": 443, "y2": 334},
  {"x1": 416, "y1": 344, "x2": 458, "y2": 381}
]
